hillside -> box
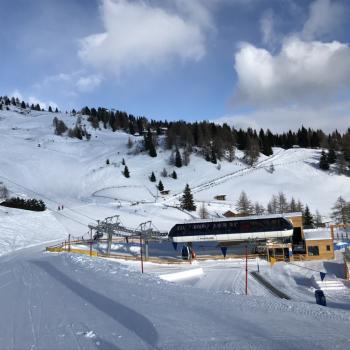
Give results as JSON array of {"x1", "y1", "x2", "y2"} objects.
[{"x1": 0, "y1": 106, "x2": 350, "y2": 248}]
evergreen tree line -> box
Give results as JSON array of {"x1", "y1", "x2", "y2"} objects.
[
  {"x1": 3, "y1": 96, "x2": 348, "y2": 170},
  {"x1": 0, "y1": 96, "x2": 58, "y2": 113},
  {"x1": 80, "y1": 104, "x2": 350, "y2": 168},
  {"x1": 234, "y1": 191, "x2": 315, "y2": 226},
  {"x1": 0, "y1": 197, "x2": 46, "y2": 211}
]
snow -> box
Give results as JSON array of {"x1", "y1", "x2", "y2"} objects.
[
  {"x1": 0, "y1": 107, "x2": 350, "y2": 347},
  {"x1": 0, "y1": 206, "x2": 67, "y2": 256},
  {"x1": 304, "y1": 228, "x2": 332, "y2": 241},
  {"x1": 1, "y1": 245, "x2": 346, "y2": 349},
  {"x1": 159, "y1": 267, "x2": 204, "y2": 281}
]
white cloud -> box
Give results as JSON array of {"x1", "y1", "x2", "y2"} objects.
[
  {"x1": 234, "y1": 37, "x2": 350, "y2": 107},
  {"x1": 10, "y1": 89, "x2": 59, "y2": 110},
  {"x1": 10, "y1": 90, "x2": 24, "y2": 101},
  {"x1": 260, "y1": 10, "x2": 275, "y2": 46},
  {"x1": 217, "y1": 101, "x2": 350, "y2": 133},
  {"x1": 78, "y1": 0, "x2": 210, "y2": 75},
  {"x1": 76, "y1": 75, "x2": 103, "y2": 92},
  {"x1": 302, "y1": 0, "x2": 344, "y2": 40}
]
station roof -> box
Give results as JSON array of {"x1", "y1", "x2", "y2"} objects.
[
  {"x1": 303, "y1": 229, "x2": 332, "y2": 241},
  {"x1": 182, "y1": 213, "x2": 295, "y2": 225}
]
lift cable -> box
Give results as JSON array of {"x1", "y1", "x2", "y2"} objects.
[{"x1": 0, "y1": 174, "x2": 94, "y2": 226}]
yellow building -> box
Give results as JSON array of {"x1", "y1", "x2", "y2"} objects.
[{"x1": 283, "y1": 212, "x2": 334, "y2": 261}]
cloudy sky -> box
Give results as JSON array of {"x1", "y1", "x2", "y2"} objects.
[{"x1": 1, "y1": 0, "x2": 350, "y2": 131}]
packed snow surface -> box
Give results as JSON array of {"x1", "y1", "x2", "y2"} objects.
[
  {"x1": 1, "y1": 107, "x2": 350, "y2": 348},
  {"x1": 0, "y1": 245, "x2": 349, "y2": 349}
]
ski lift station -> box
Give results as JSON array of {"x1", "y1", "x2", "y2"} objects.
[
  {"x1": 47, "y1": 212, "x2": 335, "y2": 264},
  {"x1": 168, "y1": 212, "x2": 335, "y2": 263}
]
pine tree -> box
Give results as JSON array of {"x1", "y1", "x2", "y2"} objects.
[
  {"x1": 175, "y1": 149, "x2": 182, "y2": 168},
  {"x1": 182, "y1": 148, "x2": 190, "y2": 166},
  {"x1": 228, "y1": 146, "x2": 235, "y2": 162},
  {"x1": 296, "y1": 200, "x2": 304, "y2": 212},
  {"x1": 303, "y1": 205, "x2": 313, "y2": 227},
  {"x1": 171, "y1": 170, "x2": 177, "y2": 179},
  {"x1": 127, "y1": 137, "x2": 134, "y2": 149},
  {"x1": 161, "y1": 168, "x2": 168, "y2": 177},
  {"x1": 254, "y1": 202, "x2": 265, "y2": 215},
  {"x1": 244, "y1": 137, "x2": 260, "y2": 166},
  {"x1": 149, "y1": 140, "x2": 157, "y2": 157},
  {"x1": 335, "y1": 152, "x2": 348, "y2": 175},
  {"x1": 319, "y1": 150, "x2": 330, "y2": 170},
  {"x1": 267, "y1": 195, "x2": 279, "y2": 214},
  {"x1": 327, "y1": 149, "x2": 336, "y2": 164},
  {"x1": 122, "y1": 158, "x2": 126, "y2": 166},
  {"x1": 314, "y1": 210, "x2": 323, "y2": 227},
  {"x1": 277, "y1": 192, "x2": 289, "y2": 213},
  {"x1": 290, "y1": 197, "x2": 297, "y2": 212},
  {"x1": 198, "y1": 202, "x2": 209, "y2": 219},
  {"x1": 180, "y1": 184, "x2": 196, "y2": 211},
  {"x1": 150, "y1": 172, "x2": 156, "y2": 182},
  {"x1": 48, "y1": 106, "x2": 53, "y2": 113},
  {"x1": 158, "y1": 180, "x2": 164, "y2": 192},
  {"x1": 106, "y1": 159, "x2": 110, "y2": 165},
  {"x1": 123, "y1": 166, "x2": 130, "y2": 178},
  {"x1": 20, "y1": 101, "x2": 26, "y2": 109},
  {"x1": 210, "y1": 148, "x2": 217, "y2": 164},
  {"x1": 331, "y1": 196, "x2": 350, "y2": 224},
  {"x1": 236, "y1": 191, "x2": 253, "y2": 216}
]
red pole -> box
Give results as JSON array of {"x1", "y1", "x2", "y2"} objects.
[
  {"x1": 140, "y1": 235, "x2": 144, "y2": 274},
  {"x1": 90, "y1": 229, "x2": 92, "y2": 257},
  {"x1": 245, "y1": 244, "x2": 248, "y2": 295}
]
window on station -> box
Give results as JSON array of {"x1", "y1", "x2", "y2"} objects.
[
  {"x1": 326, "y1": 245, "x2": 331, "y2": 251},
  {"x1": 307, "y1": 246, "x2": 319, "y2": 256}
]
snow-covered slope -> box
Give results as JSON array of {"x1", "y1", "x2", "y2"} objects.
[{"x1": 0, "y1": 107, "x2": 350, "y2": 246}]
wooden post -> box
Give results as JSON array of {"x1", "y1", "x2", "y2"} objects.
[{"x1": 68, "y1": 234, "x2": 71, "y2": 252}]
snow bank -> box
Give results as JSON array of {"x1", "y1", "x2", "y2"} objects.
[
  {"x1": 0, "y1": 207, "x2": 67, "y2": 256},
  {"x1": 159, "y1": 268, "x2": 204, "y2": 282}
]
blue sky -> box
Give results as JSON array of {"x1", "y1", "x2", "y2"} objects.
[{"x1": 1, "y1": 0, "x2": 350, "y2": 131}]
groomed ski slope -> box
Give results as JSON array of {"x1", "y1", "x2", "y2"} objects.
[{"x1": 0, "y1": 245, "x2": 349, "y2": 350}]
